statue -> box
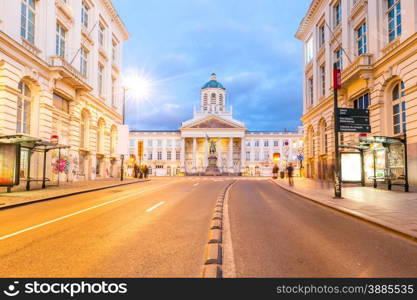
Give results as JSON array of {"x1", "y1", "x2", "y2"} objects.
[{"x1": 209, "y1": 140, "x2": 216, "y2": 154}]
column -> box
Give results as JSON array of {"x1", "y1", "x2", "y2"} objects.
[
  {"x1": 228, "y1": 137, "x2": 234, "y2": 173},
  {"x1": 217, "y1": 138, "x2": 222, "y2": 171},
  {"x1": 204, "y1": 137, "x2": 208, "y2": 169},
  {"x1": 180, "y1": 138, "x2": 185, "y2": 173},
  {"x1": 192, "y1": 137, "x2": 197, "y2": 173},
  {"x1": 240, "y1": 137, "x2": 245, "y2": 173}
]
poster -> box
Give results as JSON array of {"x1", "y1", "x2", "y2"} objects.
[
  {"x1": 0, "y1": 143, "x2": 19, "y2": 186},
  {"x1": 341, "y1": 153, "x2": 362, "y2": 182}
]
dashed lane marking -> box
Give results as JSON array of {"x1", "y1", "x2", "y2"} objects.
[{"x1": 145, "y1": 201, "x2": 165, "y2": 213}]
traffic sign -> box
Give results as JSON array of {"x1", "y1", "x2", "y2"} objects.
[{"x1": 336, "y1": 108, "x2": 371, "y2": 133}]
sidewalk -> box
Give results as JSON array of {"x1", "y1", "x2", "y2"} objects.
[
  {"x1": 0, "y1": 178, "x2": 148, "y2": 210},
  {"x1": 273, "y1": 177, "x2": 417, "y2": 240}
]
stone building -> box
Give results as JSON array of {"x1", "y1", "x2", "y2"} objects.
[
  {"x1": 296, "y1": 0, "x2": 417, "y2": 186},
  {"x1": 129, "y1": 74, "x2": 303, "y2": 177},
  {"x1": 0, "y1": 0, "x2": 129, "y2": 186}
]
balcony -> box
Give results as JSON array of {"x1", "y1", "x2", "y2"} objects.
[
  {"x1": 49, "y1": 56, "x2": 92, "y2": 91},
  {"x1": 341, "y1": 53, "x2": 373, "y2": 85}
]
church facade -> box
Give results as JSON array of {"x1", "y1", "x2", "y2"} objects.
[{"x1": 129, "y1": 74, "x2": 303, "y2": 176}]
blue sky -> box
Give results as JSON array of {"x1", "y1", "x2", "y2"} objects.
[{"x1": 113, "y1": 0, "x2": 311, "y2": 131}]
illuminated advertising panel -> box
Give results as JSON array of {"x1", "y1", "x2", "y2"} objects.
[
  {"x1": 0, "y1": 143, "x2": 20, "y2": 186},
  {"x1": 341, "y1": 152, "x2": 362, "y2": 183}
]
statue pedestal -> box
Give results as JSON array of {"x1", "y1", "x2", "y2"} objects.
[{"x1": 205, "y1": 154, "x2": 221, "y2": 176}]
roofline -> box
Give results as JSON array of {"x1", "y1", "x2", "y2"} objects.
[
  {"x1": 295, "y1": 0, "x2": 321, "y2": 41},
  {"x1": 104, "y1": 0, "x2": 130, "y2": 40},
  {"x1": 130, "y1": 130, "x2": 180, "y2": 133}
]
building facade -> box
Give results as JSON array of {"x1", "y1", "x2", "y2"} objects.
[
  {"x1": 296, "y1": 0, "x2": 417, "y2": 186},
  {"x1": 0, "y1": 0, "x2": 129, "y2": 185},
  {"x1": 129, "y1": 74, "x2": 303, "y2": 177}
]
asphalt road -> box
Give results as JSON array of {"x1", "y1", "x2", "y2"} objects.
[
  {"x1": 226, "y1": 179, "x2": 417, "y2": 277},
  {"x1": 1, "y1": 177, "x2": 417, "y2": 278},
  {"x1": 0, "y1": 178, "x2": 232, "y2": 277}
]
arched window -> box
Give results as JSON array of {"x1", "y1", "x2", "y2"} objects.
[
  {"x1": 16, "y1": 81, "x2": 31, "y2": 134},
  {"x1": 219, "y1": 94, "x2": 224, "y2": 108},
  {"x1": 80, "y1": 111, "x2": 89, "y2": 149},
  {"x1": 319, "y1": 120, "x2": 327, "y2": 155},
  {"x1": 307, "y1": 126, "x2": 315, "y2": 158},
  {"x1": 211, "y1": 93, "x2": 216, "y2": 105},
  {"x1": 392, "y1": 81, "x2": 406, "y2": 135},
  {"x1": 110, "y1": 125, "x2": 117, "y2": 155},
  {"x1": 97, "y1": 119, "x2": 105, "y2": 153},
  {"x1": 203, "y1": 93, "x2": 208, "y2": 108}
]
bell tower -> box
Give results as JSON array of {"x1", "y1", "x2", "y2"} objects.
[{"x1": 200, "y1": 73, "x2": 226, "y2": 114}]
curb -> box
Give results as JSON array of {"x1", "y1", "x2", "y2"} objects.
[
  {"x1": 271, "y1": 179, "x2": 417, "y2": 242},
  {"x1": 202, "y1": 180, "x2": 236, "y2": 278},
  {"x1": 0, "y1": 179, "x2": 151, "y2": 211}
]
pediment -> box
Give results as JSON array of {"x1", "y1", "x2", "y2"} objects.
[{"x1": 182, "y1": 116, "x2": 245, "y2": 130}]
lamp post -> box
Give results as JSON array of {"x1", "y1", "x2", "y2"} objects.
[
  {"x1": 333, "y1": 63, "x2": 342, "y2": 198},
  {"x1": 120, "y1": 87, "x2": 128, "y2": 181}
]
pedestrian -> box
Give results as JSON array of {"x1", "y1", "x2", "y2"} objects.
[
  {"x1": 133, "y1": 163, "x2": 139, "y2": 178},
  {"x1": 272, "y1": 164, "x2": 279, "y2": 179},
  {"x1": 143, "y1": 165, "x2": 149, "y2": 179},
  {"x1": 287, "y1": 163, "x2": 294, "y2": 186}
]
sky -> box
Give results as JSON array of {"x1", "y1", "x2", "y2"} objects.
[{"x1": 113, "y1": 0, "x2": 311, "y2": 132}]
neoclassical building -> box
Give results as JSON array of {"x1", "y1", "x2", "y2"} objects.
[
  {"x1": 0, "y1": 0, "x2": 129, "y2": 186},
  {"x1": 129, "y1": 74, "x2": 303, "y2": 177},
  {"x1": 296, "y1": 0, "x2": 417, "y2": 186}
]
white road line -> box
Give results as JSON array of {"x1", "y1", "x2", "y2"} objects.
[
  {"x1": 193, "y1": 183, "x2": 200, "y2": 186},
  {"x1": 145, "y1": 201, "x2": 165, "y2": 213},
  {"x1": 0, "y1": 182, "x2": 174, "y2": 241},
  {"x1": 223, "y1": 181, "x2": 237, "y2": 278}
]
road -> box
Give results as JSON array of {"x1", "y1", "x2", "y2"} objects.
[{"x1": 0, "y1": 177, "x2": 417, "y2": 277}]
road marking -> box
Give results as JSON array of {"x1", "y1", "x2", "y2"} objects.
[
  {"x1": 145, "y1": 201, "x2": 165, "y2": 213},
  {"x1": 222, "y1": 181, "x2": 237, "y2": 278},
  {"x1": 193, "y1": 183, "x2": 200, "y2": 186},
  {"x1": 0, "y1": 182, "x2": 175, "y2": 241}
]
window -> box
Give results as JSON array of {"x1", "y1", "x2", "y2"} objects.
[
  {"x1": 353, "y1": 93, "x2": 369, "y2": 109},
  {"x1": 211, "y1": 93, "x2": 216, "y2": 105},
  {"x1": 308, "y1": 77, "x2": 314, "y2": 105},
  {"x1": 176, "y1": 140, "x2": 181, "y2": 147},
  {"x1": 393, "y1": 81, "x2": 406, "y2": 135},
  {"x1": 157, "y1": 151, "x2": 162, "y2": 161},
  {"x1": 305, "y1": 36, "x2": 314, "y2": 64},
  {"x1": 147, "y1": 140, "x2": 153, "y2": 147},
  {"x1": 53, "y1": 93, "x2": 70, "y2": 113},
  {"x1": 56, "y1": 23, "x2": 66, "y2": 57},
  {"x1": 254, "y1": 140, "x2": 260, "y2": 147},
  {"x1": 246, "y1": 140, "x2": 251, "y2": 147},
  {"x1": 16, "y1": 81, "x2": 31, "y2": 134},
  {"x1": 273, "y1": 140, "x2": 279, "y2": 147},
  {"x1": 357, "y1": 23, "x2": 367, "y2": 55},
  {"x1": 219, "y1": 94, "x2": 224, "y2": 107},
  {"x1": 80, "y1": 47, "x2": 88, "y2": 77},
  {"x1": 246, "y1": 151, "x2": 251, "y2": 161},
  {"x1": 167, "y1": 151, "x2": 172, "y2": 161},
  {"x1": 318, "y1": 24, "x2": 325, "y2": 48},
  {"x1": 334, "y1": 2, "x2": 341, "y2": 27},
  {"x1": 148, "y1": 151, "x2": 153, "y2": 161},
  {"x1": 203, "y1": 94, "x2": 208, "y2": 109},
  {"x1": 81, "y1": 1, "x2": 89, "y2": 28},
  {"x1": 112, "y1": 40, "x2": 117, "y2": 63},
  {"x1": 129, "y1": 140, "x2": 135, "y2": 147},
  {"x1": 111, "y1": 78, "x2": 116, "y2": 106},
  {"x1": 98, "y1": 64, "x2": 104, "y2": 96},
  {"x1": 264, "y1": 151, "x2": 269, "y2": 161},
  {"x1": 98, "y1": 23, "x2": 105, "y2": 47},
  {"x1": 334, "y1": 48, "x2": 343, "y2": 70},
  {"x1": 320, "y1": 65, "x2": 326, "y2": 97},
  {"x1": 21, "y1": 0, "x2": 35, "y2": 44},
  {"x1": 157, "y1": 140, "x2": 162, "y2": 147},
  {"x1": 254, "y1": 152, "x2": 259, "y2": 161},
  {"x1": 388, "y1": 0, "x2": 401, "y2": 42},
  {"x1": 166, "y1": 139, "x2": 172, "y2": 147},
  {"x1": 176, "y1": 151, "x2": 180, "y2": 161},
  {"x1": 264, "y1": 140, "x2": 269, "y2": 147}
]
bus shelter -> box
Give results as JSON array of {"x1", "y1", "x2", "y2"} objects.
[
  {"x1": 0, "y1": 135, "x2": 69, "y2": 192},
  {"x1": 339, "y1": 136, "x2": 409, "y2": 192}
]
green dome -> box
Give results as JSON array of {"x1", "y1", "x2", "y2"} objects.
[{"x1": 202, "y1": 74, "x2": 225, "y2": 89}]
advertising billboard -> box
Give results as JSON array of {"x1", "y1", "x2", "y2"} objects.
[
  {"x1": 0, "y1": 143, "x2": 20, "y2": 186},
  {"x1": 341, "y1": 152, "x2": 362, "y2": 183}
]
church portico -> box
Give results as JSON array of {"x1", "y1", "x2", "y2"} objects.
[{"x1": 129, "y1": 74, "x2": 303, "y2": 177}]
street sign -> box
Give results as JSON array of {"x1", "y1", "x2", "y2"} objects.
[{"x1": 336, "y1": 108, "x2": 371, "y2": 133}]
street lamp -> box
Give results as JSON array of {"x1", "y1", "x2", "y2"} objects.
[{"x1": 120, "y1": 73, "x2": 152, "y2": 181}]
